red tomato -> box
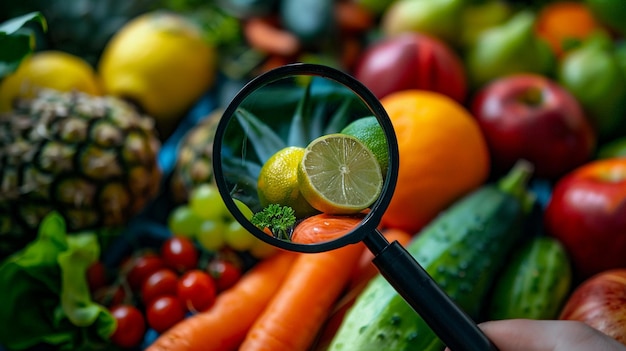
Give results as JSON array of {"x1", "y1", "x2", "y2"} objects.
[
  {"x1": 177, "y1": 270, "x2": 217, "y2": 312},
  {"x1": 109, "y1": 304, "x2": 146, "y2": 348},
  {"x1": 124, "y1": 252, "x2": 166, "y2": 291},
  {"x1": 86, "y1": 261, "x2": 109, "y2": 292},
  {"x1": 146, "y1": 296, "x2": 186, "y2": 333},
  {"x1": 93, "y1": 285, "x2": 126, "y2": 308},
  {"x1": 141, "y1": 268, "x2": 179, "y2": 305},
  {"x1": 161, "y1": 236, "x2": 199, "y2": 273},
  {"x1": 207, "y1": 259, "x2": 242, "y2": 292}
]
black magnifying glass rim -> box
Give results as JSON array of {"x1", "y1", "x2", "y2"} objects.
[{"x1": 212, "y1": 62, "x2": 399, "y2": 253}]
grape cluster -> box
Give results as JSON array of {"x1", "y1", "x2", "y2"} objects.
[{"x1": 167, "y1": 184, "x2": 277, "y2": 258}]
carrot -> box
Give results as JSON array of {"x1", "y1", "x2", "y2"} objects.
[
  {"x1": 243, "y1": 17, "x2": 300, "y2": 57},
  {"x1": 239, "y1": 242, "x2": 364, "y2": 351},
  {"x1": 145, "y1": 251, "x2": 297, "y2": 351},
  {"x1": 291, "y1": 213, "x2": 364, "y2": 244},
  {"x1": 311, "y1": 227, "x2": 414, "y2": 350}
]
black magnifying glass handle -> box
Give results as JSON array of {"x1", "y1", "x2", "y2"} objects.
[{"x1": 369, "y1": 238, "x2": 499, "y2": 351}]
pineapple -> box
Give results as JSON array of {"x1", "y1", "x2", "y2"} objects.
[
  {"x1": 0, "y1": 89, "x2": 162, "y2": 258},
  {"x1": 170, "y1": 108, "x2": 222, "y2": 203}
]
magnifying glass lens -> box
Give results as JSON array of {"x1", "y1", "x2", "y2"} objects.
[{"x1": 213, "y1": 64, "x2": 397, "y2": 252}]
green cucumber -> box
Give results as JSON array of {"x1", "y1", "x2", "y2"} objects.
[
  {"x1": 328, "y1": 161, "x2": 534, "y2": 351},
  {"x1": 487, "y1": 235, "x2": 572, "y2": 320}
]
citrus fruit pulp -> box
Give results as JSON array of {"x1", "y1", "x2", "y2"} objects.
[
  {"x1": 341, "y1": 116, "x2": 389, "y2": 175},
  {"x1": 298, "y1": 134, "x2": 383, "y2": 214}
]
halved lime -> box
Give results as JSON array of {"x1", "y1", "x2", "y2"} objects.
[{"x1": 298, "y1": 133, "x2": 383, "y2": 214}]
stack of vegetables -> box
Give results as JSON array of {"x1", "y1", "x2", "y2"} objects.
[{"x1": 1, "y1": 0, "x2": 626, "y2": 350}]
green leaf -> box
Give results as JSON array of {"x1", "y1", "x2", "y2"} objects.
[
  {"x1": 0, "y1": 11, "x2": 47, "y2": 79},
  {"x1": 235, "y1": 107, "x2": 287, "y2": 164},
  {"x1": 288, "y1": 80, "x2": 313, "y2": 147},
  {"x1": 0, "y1": 12, "x2": 47, "y2": 34},
  {"x1": 0, "y1": 212, "x2": 115, "y2": 350}
]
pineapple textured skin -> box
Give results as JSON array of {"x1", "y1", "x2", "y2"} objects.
[{"x1": 0, "y1": 89, "x2": 162, "y2": 258}]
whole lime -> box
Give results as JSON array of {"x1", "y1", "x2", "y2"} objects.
[{"x1": 341, "y1": 116, "x2": 389, "y2": 175}]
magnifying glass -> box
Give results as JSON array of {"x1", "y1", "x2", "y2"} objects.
[{"x1": 212, "y1": 63, "x2": 498, "y2": 351}]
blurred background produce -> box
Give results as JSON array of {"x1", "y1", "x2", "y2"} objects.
[{"x1": 1, "y1": 0, "x2": 626, "y2": 350}]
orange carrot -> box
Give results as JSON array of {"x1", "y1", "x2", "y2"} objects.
[
  {"x1": 291, "y1": 213, "x2": 364, "y2": 244},
  {"x1": 239, "y1": 243, "x2": 364, "y2": 351},
  {"x1": 145, "y1": 251, "x2": 297, "y2": 351},
  {"x1": 243, "y1": 17, "x2": 300, "y2": 57}
]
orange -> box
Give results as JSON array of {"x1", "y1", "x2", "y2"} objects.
[
  {"x1": 535, "y1": 1, "x2": 599, "y2": 57},
  {"x1": 380, "y1": 90, "x2": 490, "y2": 234}
]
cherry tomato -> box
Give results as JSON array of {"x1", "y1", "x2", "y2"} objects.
[
  {"x1": 146, "y1": 296, "x2": 186, "y2": 333},
  {"x1": 86, "y1": 261, "x2": 109, "y2": 292},
  {"x1": 177, "y1": 270, "x2": 216, "y2": 312},
  {"x1": 161, "y1": 236, "x2": 199, "y2": 273},
  {"x1": 123, "y1": 252, "x2": 166, "y2": 291},
  {"x1": 109, "y1": 304, "x2": 146, "y2": 348},
  {"x1": 207, "y1": 259, "x2": 242, "y2": 292},
  {"x1": 95, "y1": 284, "x2": 127, "y2": 307},
  {"x1": 141, "y1": 268, "x2": 179, "y2": 305}
]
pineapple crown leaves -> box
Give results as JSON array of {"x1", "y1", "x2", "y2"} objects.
[{"x1": 0, "y1": 12, "x2": 47, "y2": 79}]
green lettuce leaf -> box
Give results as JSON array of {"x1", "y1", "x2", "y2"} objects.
[{"x1": 0, "y1": 212, "x2": 116, "y2": 351}]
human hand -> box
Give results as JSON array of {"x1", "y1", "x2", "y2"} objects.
[{"x1": 445, "y1": 319, "x2": 626, "y2": 351}]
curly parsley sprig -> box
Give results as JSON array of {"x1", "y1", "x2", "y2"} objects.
[{"x1": 250, "y1": 204, "x2": 296, "y2": 241}]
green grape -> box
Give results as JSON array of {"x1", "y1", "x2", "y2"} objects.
[
  {"x1": 196, "y1": 219, "x2": 226, "y2": 252},
  {"x1": 189, "y1": 184, "x2": 229, "y2": 220},
  {"x1": 223, "y1": 221, "x2": 256, "y2": 251},
  {"x1": 249, "y1": 238, "x2": 278, "y2": 259},
  {"x1": 168, "y1": 205, "x2": 203, "y2": 237}
]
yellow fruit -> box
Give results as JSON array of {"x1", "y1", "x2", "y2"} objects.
[
  {"x1": 98, "y1": 11, "x2": 217, "y2": 136},
  {"x1": 298, "y1": 134, "x2": 383, "y2": 215},
  {"x1": 257, "y1": 146, "x2": 318, "y2": 218},
  {"x1": 380, "y1": 90, "x2": 490, "y2": 233},
  {"x1": 0, "y1": 50, "x2": 102, "y2": 112}
]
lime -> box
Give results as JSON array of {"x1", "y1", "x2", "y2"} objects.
[
  {"x1": 298, "y1": 134, "x2": 383, "y2": 214},
  {"x1": 341, "y1": 116, "x2": 389, "y2": 175},
  {"x1": 257, "y1": 146, "x2": 318, "y2": 218}
]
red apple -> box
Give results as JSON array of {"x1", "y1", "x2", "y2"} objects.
[
  {"x1": 559, "y1": 268, "x2": 626, "y2": 346},
  {"x1": 353, "y1": 32, "x2": 467, "y2": 103},
  {"x1": 470, "y1": 73, "x2": 596, "y2": 179},
  {"x1": 544, "y1": 158, "x2": 626, "y2": 280}
]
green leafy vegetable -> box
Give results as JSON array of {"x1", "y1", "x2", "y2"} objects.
[
  {"x1": 251, "y1": 204, "x2": 297, "y2": 240},
  {"x1": 0, "y1": 11, "x2": 47, "y2": 79},
  {"x1": 0, "y1": 212, "x2": 116, "y2": 351}
]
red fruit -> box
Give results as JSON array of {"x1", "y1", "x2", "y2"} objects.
[
  {"x1": 470, "y1": 73, "x2": 596, "y2": 179},
  {"x1": 124, "y1": 252, "x2": 166, "y2": 291},
  {"x1": 146, "y1": 296, "x2": 186, "y2": 333},
  {"x1": 207, "y1": 259, "x2": 242, "y2": 292},
  {"x1": 560, "y1": 269, "x2": 626, "y2": 346},
  {"x1": 544, "y1": 158, "x2": 626, "y2": 279},
  {"x1": 161, "y1": 236, "x2": 199, "y2": 273},
  {"x1": 86, "y1": 261, "x2": 109, "y2": 292},
  {"x1": 353, "y1": 32, "x2": 467, "y2": 103},
  {"x1": 177, "y1": 270, "x2": 217, "y2": 312},
  {"x1": 141, "y1": 268, "x2": 179, "y2": 305},
  {"x1": 109, "y1": 304, "x2": 146, "y2": 348}
]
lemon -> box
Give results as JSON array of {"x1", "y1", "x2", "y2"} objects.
[
  {"x1": 0, "y1": 50, "x2": 102, "y2": 112},
  {"x1": 98, "y1": 11, "x2": 217, "y2": 136},
  {"x1": 341, "y1": 116, "x2": 389, "y2": 175},
  {"x1": 298, "y1": 134, "x2": 383, "y2": 214},
  {"x1": 257, "y1": 146, "x2": 318, "y2": 218}
]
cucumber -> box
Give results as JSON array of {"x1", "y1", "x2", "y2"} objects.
[
  {"x1": 328, "y1": 161, "x2": 534, "y2": 351},
  {"x1": 487, "y1": 235, "x2": 572, "y2": 320}
]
